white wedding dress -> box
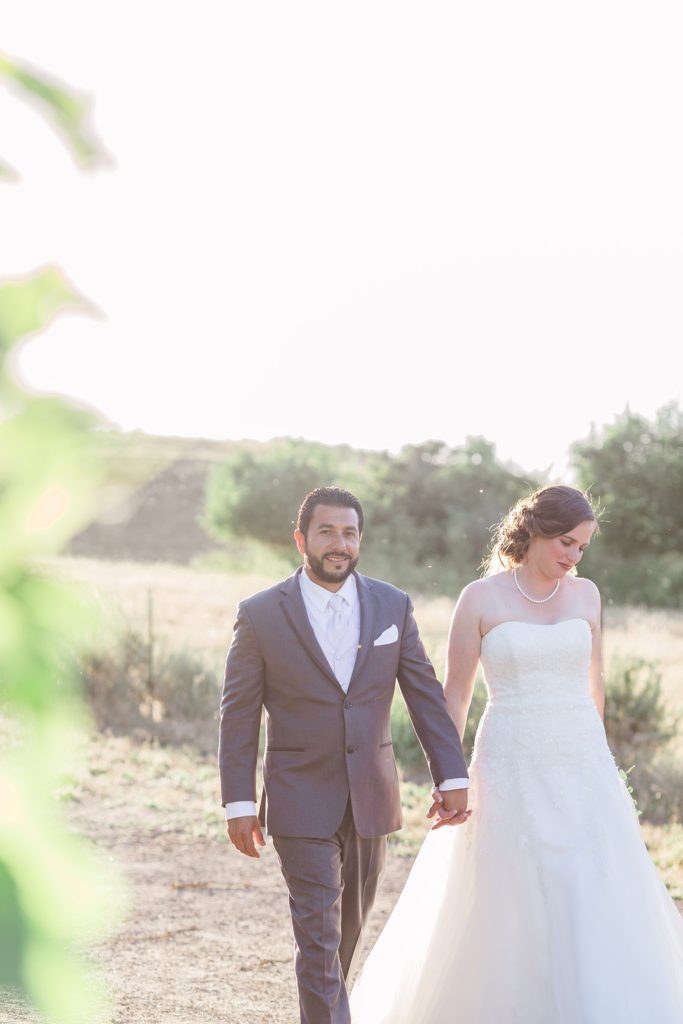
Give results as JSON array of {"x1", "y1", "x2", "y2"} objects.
[{"x1": 350, "y1": 619, "x2": 683, "y2": 1023}]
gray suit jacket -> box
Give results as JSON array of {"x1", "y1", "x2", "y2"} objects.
[{"x1": 218, "y1": 568, "x2": 468, "y2": 838}]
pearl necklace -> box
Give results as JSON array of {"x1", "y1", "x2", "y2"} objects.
[{"x1": 513, "y1": 569, "x2": 560, "y2": 604}]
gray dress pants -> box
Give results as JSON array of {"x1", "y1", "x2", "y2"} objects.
[{"x1": 272, "y1": 801, "x2": 387, "y2": 1024}]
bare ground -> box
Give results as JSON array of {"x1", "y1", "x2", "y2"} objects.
[
  {"x1": 3, "y1": 731, "x2": 682, "y2": 1024},
  {"x1": 0, "y1": 734, "x2": 415, "y2": 1024}
]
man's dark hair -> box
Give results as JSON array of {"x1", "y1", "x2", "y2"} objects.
[{"x1": 297, "y1": 486, "x2": 364, "y2": 537}]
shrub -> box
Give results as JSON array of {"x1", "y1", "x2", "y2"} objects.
[
  {"x1": 604, "y1": 656, "x2": 682, "y2": 821},
  {"x1": 82, "y1": 629, "x2": 220, "y2": 750},
  {"x1": 391, "y1": 675, "x2": 487, "y2": 781},
  {"x1": 605, "y1": 657, "x2": 679, "y2": 764}
]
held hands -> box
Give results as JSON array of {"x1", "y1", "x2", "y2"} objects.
[
  {"x1": 426, "y1": 787, "x2": 472, "y2": 829},
  {"x1": 227, "y1": 815, "x2": 266, "y2": 858}
]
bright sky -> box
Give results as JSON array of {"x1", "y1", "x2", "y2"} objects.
[{"x1": 2, "y1": 2, "x2": 681, "y2": 477}]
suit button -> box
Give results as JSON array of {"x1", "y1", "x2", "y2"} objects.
[
  {"x1": 346, "y1": 745, "x2": 355, "y2": 754},
  {"x1": 344, "y1": 701, "x2": 353, "y2": 710}
]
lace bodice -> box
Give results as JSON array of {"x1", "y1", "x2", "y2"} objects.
[
  {"x1": 480, "y1": 618, "x2": 593, "y2": 707},
  {"x1": 471, "y1": 618, "x2": 611, "y2": 783}
]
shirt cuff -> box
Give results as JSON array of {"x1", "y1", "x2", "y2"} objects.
[
  {"x1": 438, "y1": 778, "x2": 470, "y2": 790},
  {"x1": 224, "y1": 800, "x2": 257, "y2": 820}
]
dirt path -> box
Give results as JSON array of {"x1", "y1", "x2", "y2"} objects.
[
  {"x1": 1, "y1": 735, "x2": 414, "y2": 1024},
  {"x1": 3, "y1": 732, "x2": 682, "y2": 1024}
]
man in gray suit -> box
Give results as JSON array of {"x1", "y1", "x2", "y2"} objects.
[{"x1": 219, "y1": 486, "x2": 469, "y2": 1024}]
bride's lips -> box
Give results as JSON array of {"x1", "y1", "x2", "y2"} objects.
[{"x1": 558, "y1": 562, "x2": 572, "y2": 571}]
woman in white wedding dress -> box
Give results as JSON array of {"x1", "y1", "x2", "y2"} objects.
[{"x1": 350, "y1": 485, "x2": 683, "y2": 1023}]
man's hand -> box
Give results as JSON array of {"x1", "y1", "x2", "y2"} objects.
[
  {"x1": 427, "y1": 786, "x2": 471, "y2": 829},
  {"x1": 227, "y1": 815, "x2": 266, "y2": 858}
]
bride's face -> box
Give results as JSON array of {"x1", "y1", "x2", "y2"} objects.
[{"x1": 527, "y1": 518, "x2": 596, "y2": 578}]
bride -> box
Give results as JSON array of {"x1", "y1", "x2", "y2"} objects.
[{"x1": 350, "y1": 485, "x2": 683, "y2": 1023}]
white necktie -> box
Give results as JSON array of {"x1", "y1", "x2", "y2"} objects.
[{"x1": 326, "y1": 593, "x2": 347, "y2": 652}]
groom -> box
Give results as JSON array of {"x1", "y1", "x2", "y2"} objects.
[{"x1": 218, "y1": 486, "x2": 469, "y2": 1024}]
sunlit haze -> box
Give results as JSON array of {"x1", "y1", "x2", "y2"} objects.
[{"x1": 2, "y1": 2, "x2": 681, "y2": 477}]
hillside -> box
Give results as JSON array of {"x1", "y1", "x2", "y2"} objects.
[{"x1": 68, "y1": 432, "x2": 242, "y2": 565}]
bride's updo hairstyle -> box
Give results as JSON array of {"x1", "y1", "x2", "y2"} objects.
[{"x1": 482, "y1": 485, "x2": 598, "y2": 576}]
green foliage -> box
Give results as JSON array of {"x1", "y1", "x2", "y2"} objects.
[
  {"x1": 203, "y1": 403, "x2": 683, "y2": 608},
  {"x1": 0, "y1": 293, "x2": 118, "y2": 1018},
  {"x1": 362, "y1": 438, "x2": 536, "y2": 594},
  {"x1": 205, "y1": 435, "x2": 538, "y2": 596},
  {"x1": 204, "y1": 438, "x2": 381, "y2": 558},
  {"x1": 0, "y1": 267, "x2": 95, "y2": 358},
  {"x1": 0, "y1": 156, "x2": 18, "y2": 181},
  {"x1": 1, "y1": 54, "x2": 118, "y2": 1023},
  {"x1": 605, "y1": 655, "x2": 678, "y2": 771},
  {"x1": 0, "y1": 52, "x2": 105, "y2": 171},
  {"x1": 578, "y1": 549, "x2": 683, "y2": 609},
  {"x1": 572, "y1": 404, "x2": 683, "y2": 606},
  {"x1": 604, "y1": 656, "x2": 682, "y2": 822}
]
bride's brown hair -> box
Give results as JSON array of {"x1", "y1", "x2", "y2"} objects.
[{"x1": 482, "y1": 485, "x2": 599, "y2": 576}]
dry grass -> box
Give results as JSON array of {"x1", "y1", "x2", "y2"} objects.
[
  {"x1": 44, "y1": 556, "x2": 276, "y2": 670},
  {"x1": 46, "y1": 557, "x2": 683, "y2": 701},
  {"x1": 45, "y1": 555, "x2": 683, "y2": 815}
]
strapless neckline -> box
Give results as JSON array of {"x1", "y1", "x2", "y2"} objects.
[{"x1": 481, "y1": 618, "x2": 592, "y2": 642}]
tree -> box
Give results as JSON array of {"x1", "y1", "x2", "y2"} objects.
[
  {"x1": 204, "y1": 434, "x2": 539, "y2": 596},
  {"x1": 571, "y1": 403, "x2": 683, "y2": 606},
  {"x1": 204, "y1": 438, "x2": 382, "y2": 559},
  {"x1": 361, "y1": 437, "x2": 537, "y2": 593}
]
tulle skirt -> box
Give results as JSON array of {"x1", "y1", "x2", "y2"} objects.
[{"x1": 350, "y1": 739, "x2": 683, "y2": 1023}]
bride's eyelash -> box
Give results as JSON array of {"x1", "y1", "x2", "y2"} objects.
[{"x1": 561, "y1": 538, "x2": 587, "y2": 551}]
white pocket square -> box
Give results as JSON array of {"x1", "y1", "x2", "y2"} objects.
[{"x1": 374, "y1": 624, "x2": 399, "y2": 646}]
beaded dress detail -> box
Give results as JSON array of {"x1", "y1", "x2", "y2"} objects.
[{"x1": 350, "y1": 620, "x2": 683, "y2": 1023}]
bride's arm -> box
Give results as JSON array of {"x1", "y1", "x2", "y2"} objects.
[{"x1": 443, "y1": 582, "x2": 484, "y2": 740}]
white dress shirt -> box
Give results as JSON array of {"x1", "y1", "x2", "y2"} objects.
[
  {"x1": 224, "y1": 569, "x2": 466, "y2": 820},
  {"x1": 299, "y1": 569, "x2": 360, "y2": 691}
]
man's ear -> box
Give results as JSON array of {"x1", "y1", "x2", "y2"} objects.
[{"x1": 294, "y1": 529, "x2": 306, "y2": 556}]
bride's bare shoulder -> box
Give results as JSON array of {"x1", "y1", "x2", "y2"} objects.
[
  {"x1": 566, "y1": 574, "x2": 602, "y2": 621},
  {"x1": 569, "y1": 574, "x2": 600, "y2": 596},
  {"x1": 457, "y1": 573, "x2": 510, "y2": 612}
]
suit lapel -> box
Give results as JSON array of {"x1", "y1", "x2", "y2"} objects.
[
  {"x1": 348, "y1": 572, "x2": 377, "y2": 688},
  {"x1": 279, "y1": 569, "x2": 342, "y2": 690}
]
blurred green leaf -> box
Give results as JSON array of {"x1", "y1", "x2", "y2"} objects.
[
  {"x1": 0, "y1": 759, "x2": 118, "y2": 1023},
  {"x1": 0, "y1": 575, "x2": 95, "y2": 716},
  {"x1": 1, "y1": 51, "x2": 118, "y2": 1020},
  {"x1": 0, "y1": 265, "x2": 96, "y2": 361},
  {"x1": 0, "y1": 52, "x2": 105, "y2": 169},
  {"x1": 0, "y1": 397, "x2": 103, "y2": 559},
  {"x1": 0, "y1": 157, "x2": 19, "y2": 182}
]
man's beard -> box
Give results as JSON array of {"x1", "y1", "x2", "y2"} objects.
[{"x1": 304, "y1": 549, "x2": 359, "y2": 585}]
